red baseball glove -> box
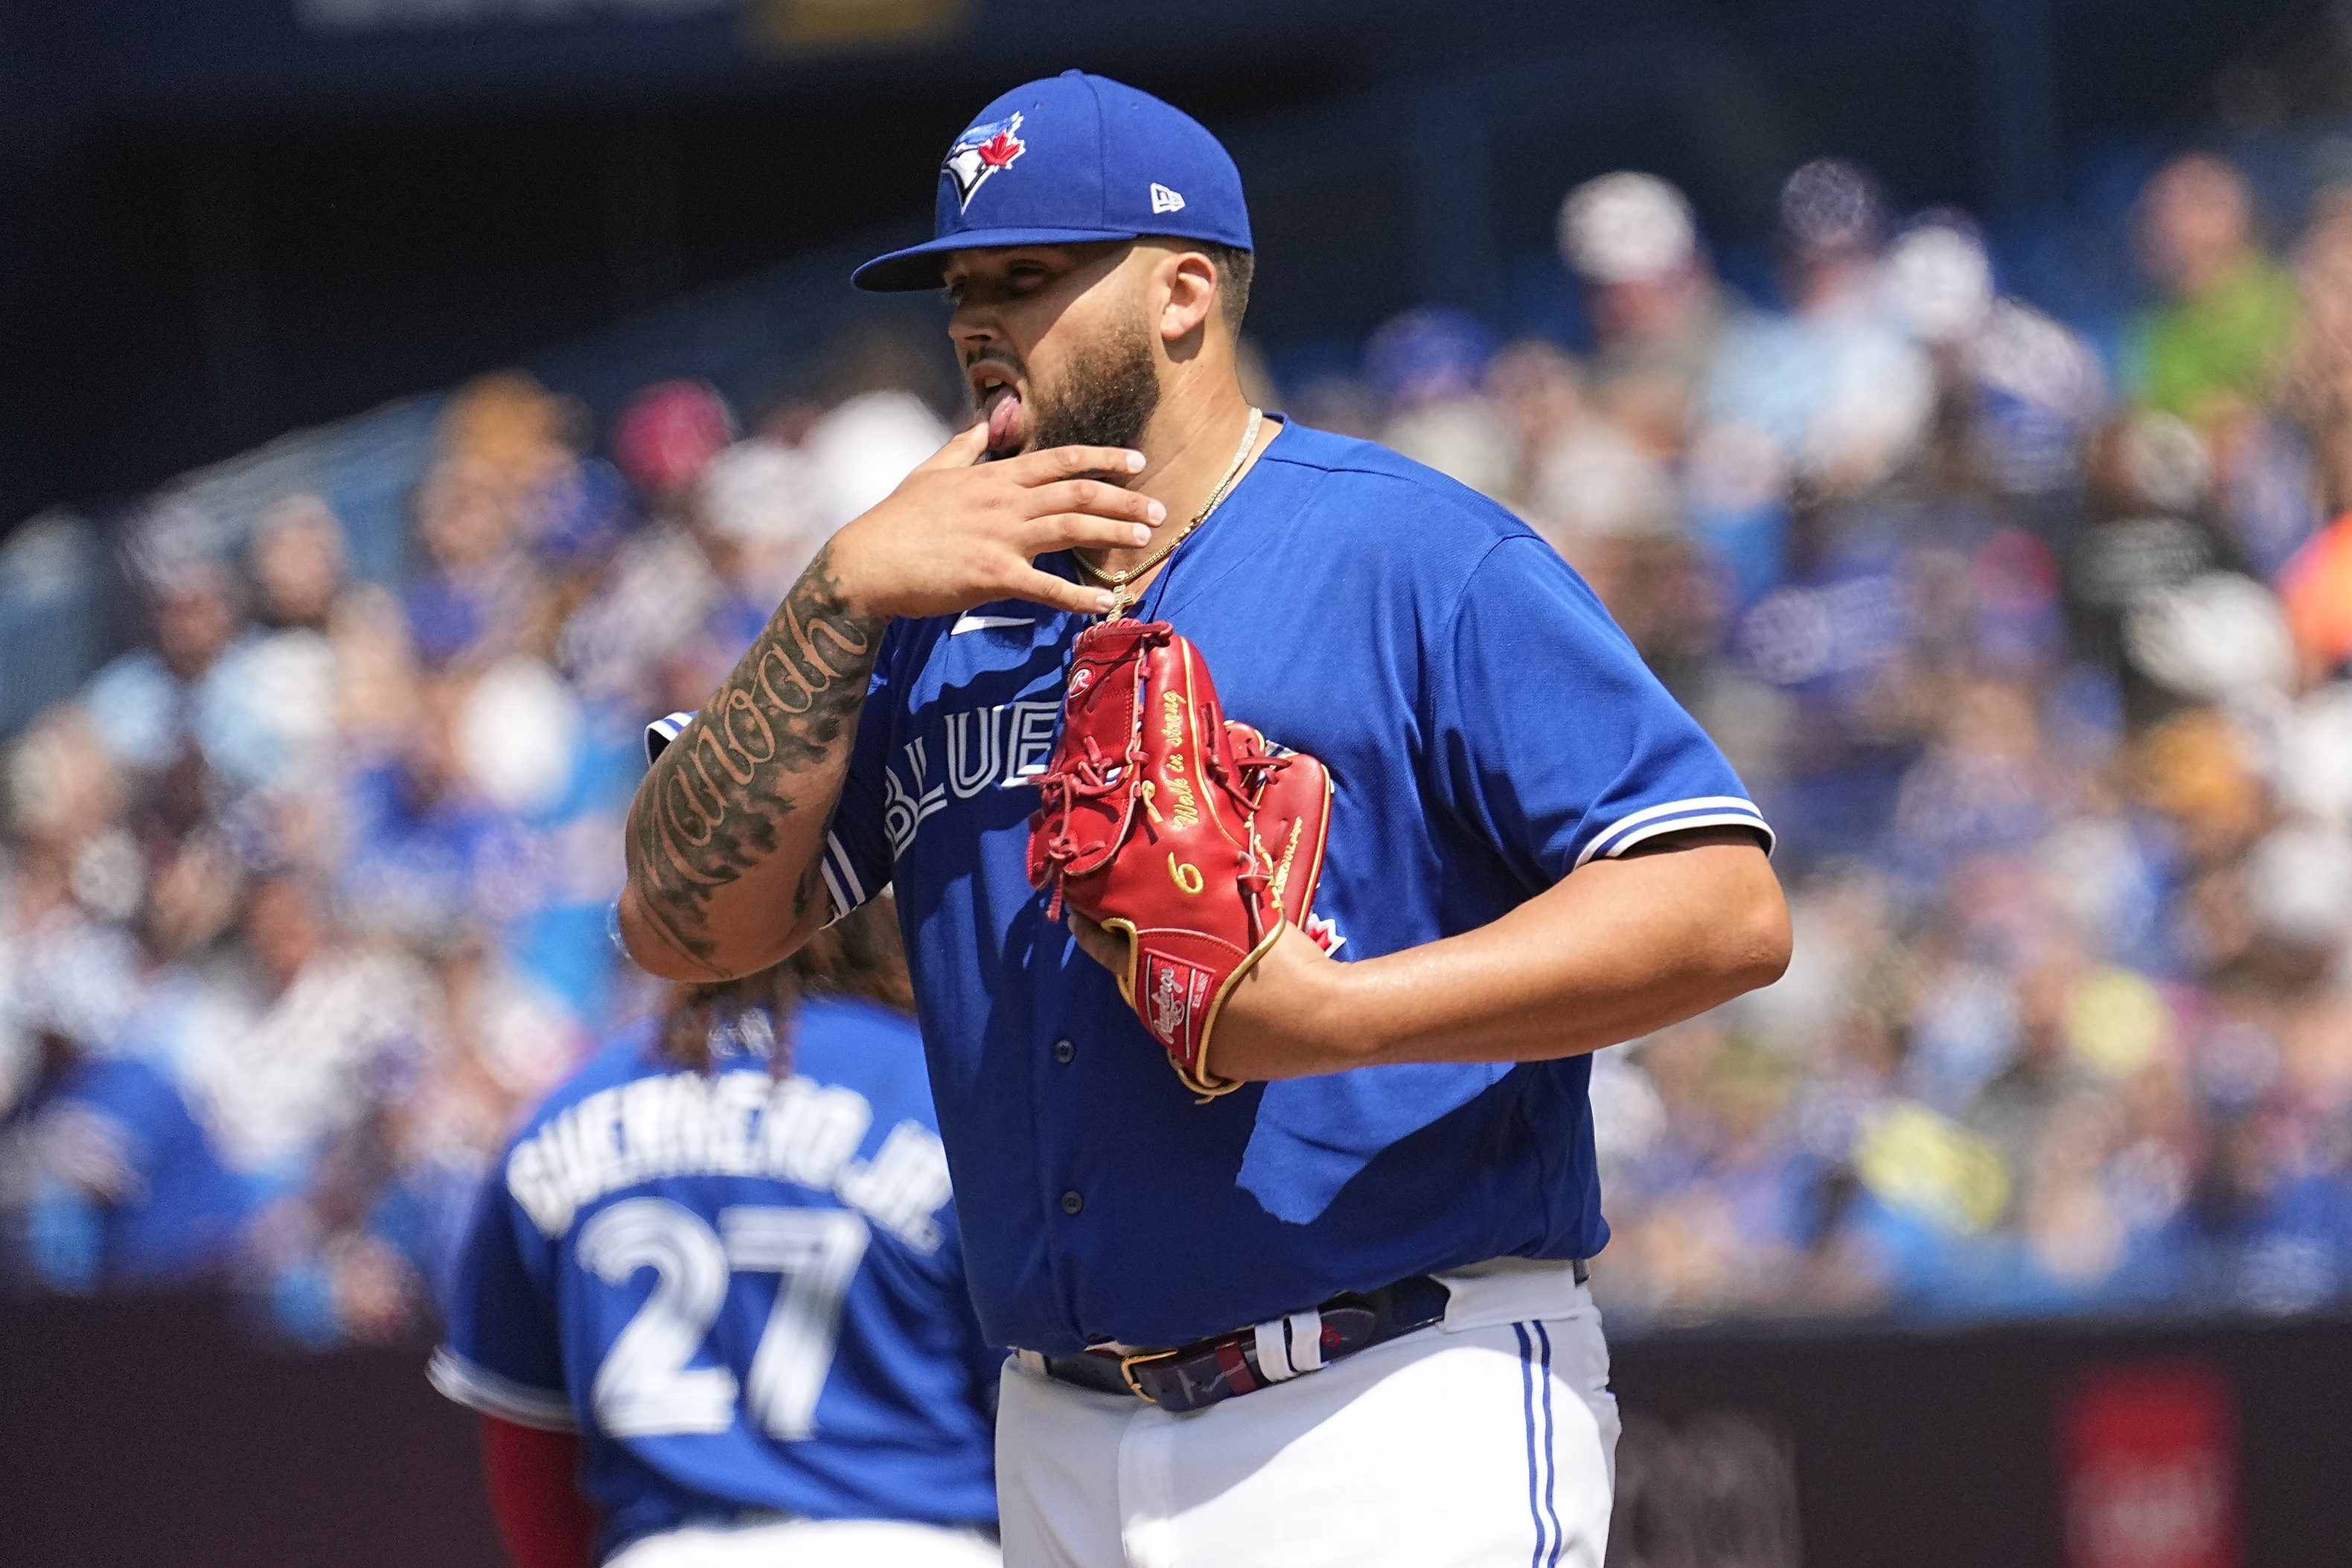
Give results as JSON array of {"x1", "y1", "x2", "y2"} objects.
[{"x1": 1028, "y1": 618, "x2": 1334, "y2": 1098}]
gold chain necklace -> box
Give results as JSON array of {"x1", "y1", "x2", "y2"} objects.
[{"x1": 1075, "y1": 406, "x2": 1263, "y2": 618}]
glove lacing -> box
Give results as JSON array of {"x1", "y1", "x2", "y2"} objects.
[
  {"x1": 1209, "y1": 732, "x2": 1292, "y2": 946},
  {"x1": 1035, "y1": 732, "x2": 1131, "y2": 922}
]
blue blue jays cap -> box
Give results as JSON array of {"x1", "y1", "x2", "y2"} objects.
[{"x1": 851, "y1": 71, "x2": 1252, "y2": 292}]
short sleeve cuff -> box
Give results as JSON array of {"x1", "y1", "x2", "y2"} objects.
[
  {"x1": 643, "y1": 711, "x2": 694, "y2": 765},
  {"x1": 818, "y1": 831, "x2": 880, "y2": 929},
  {"x1": 427, "y1": 1346, "x2": 577, "y2": 1432},
  {"x1": 1573, "y1": 796, "x2": 1774, "y2": 869}
]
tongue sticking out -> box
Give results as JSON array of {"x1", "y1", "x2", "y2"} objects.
[{"x1": 984, "y1": 385, "x2": 1025, "y2": 457}]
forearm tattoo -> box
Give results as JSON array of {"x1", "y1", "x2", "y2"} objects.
[{"x1": 624, "y1": 543, "x2": 883, "y2": 976}]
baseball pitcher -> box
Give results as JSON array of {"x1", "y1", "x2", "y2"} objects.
[{"x1": 616, "y1": 71, "x2": 1789, "y2": 1567}]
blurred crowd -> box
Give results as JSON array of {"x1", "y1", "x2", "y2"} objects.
[
  {"x1": 1522, "y1": 153, "x2": 2352, "y2": 1331},
  {"x1": 11, "y1": 141, "x2": 2352, "y2": 1343},
  {"x1": 0, "y1": 342, "x2": 953, "y2": 1343}
]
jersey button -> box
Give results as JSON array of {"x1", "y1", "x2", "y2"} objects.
[
  {"x1": 1053, "y1": 1038, "x2": 1076, "y2": 1064},
  {"x1": 1059, "y1": 1189, "x2": 1084, "y2": 1216}
]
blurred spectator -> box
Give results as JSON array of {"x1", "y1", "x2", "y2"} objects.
[
  {"x1": 249, "y1": 491, "x2": 347, "y2": 634},
  {"x1": 1742, "y1": 158, "x2": 1934, "y2": 492},
  {"x1": 1492, "y1": 348, "x2": 1719, "y2": 729},
  {"x1": 204, "y1": 493, "x2": 353, "y2": 795},
  {"x1": 1512, "y1": 343, "x2": 1679, "y2": 548},
  {"x1": 694, "y1": 387, "x2": 950, "y2": 628},
  {"x1": 256, "y1": 924, "x2": 582, "y2": 1347},
  {"x1": 79, "y1": 507, "x2": 256, "y2": 790},
  {"x1": 611, "y1": 377, "x2": 736, "y2": 514},
  {"x1": 176, "y1": 875, "x2": 437, "y2": 1188},
  {"x1": 557, "y1": 380, "x2": 735, "y2": 714},
  {"x1": 6, "y1": 706, "x2": 135, "y2": 932},
  {"x1": 440, "y1": 371, "x2": 581, "y2": 502},
  {"x1": 403, "y1": 372, "x2": 583, "y2": 669},
  {"x1": 1883, "y1": 212, "x2": 2108, "y2": 519},
  {"x1": 697, "y1": 433, "x2": 827, "y2": 604},
  {"x1": 801, "y1": 388, "x2": 953, "y2": 534},
  {"x1": 2132, "y1": 153, "x2": 2300, "y2": 430},
  {"x1": 1491, "y1": 334, "x2": 1710, "y2": 691},
  {"x1": 0, "y1": 951, "x2": 247, "y2": 1296},
  {"x1": 1367, "y1": 305, "x2": 1517, "y2": 497},
  {"x1": 2285, "y1": 184, "x2": 2352, "y2": 515},
  {"x1": 403, "y1": 457, "x2": 543, "y2": 668},
  {"x1": 1556, "y1": 170, "x2": 1740, "y2": 456},
  {"x1": 337, "y1": 673, "x2": 537, "y2": 947},
  {"x1": 1693, "y1": 159, "x2": 1934, "y2": 604},
  {"x1": 2129, "y1": 156, "x2": 2323, "y2": 586},
  {"x1": 2276, "y1": 185, "x2": 2352, "y2": 683},
  {"x1": 2280, "y1": 508, "x2": 2352, "y2": 682},
  {"x1": 1527, "y1": 181, "x2": 1742, "y2": 700}
]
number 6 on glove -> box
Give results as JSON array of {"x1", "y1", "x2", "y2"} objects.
[{"x1": 1028, "y1": 619, "x2": 1334, "y2": 1098}]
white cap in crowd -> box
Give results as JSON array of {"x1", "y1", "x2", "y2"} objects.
[
  {"x1": 1884, "y1": 214, "x2": 1995, "y2": 344},
  {"x1": 804, "y1": 390, "x2": 953, "y2": 532},
  {"x1": 1778, "y1": 157, "x2": 1888, "y2": 256},
  {"x1": 1557, "y1": 172, "x2": 1699, "y2": 285}
]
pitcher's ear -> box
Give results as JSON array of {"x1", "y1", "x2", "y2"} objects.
[{"x1": 1158, "y1": 250, "x2": 1220, "y2": 344}]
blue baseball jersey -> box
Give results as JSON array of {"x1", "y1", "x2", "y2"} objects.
[
  {"x1": 812, "y1": 420, "x2": 1772, "y2": 1355},
  {"x1": 430, "y1": 996, "x2": 998, "y2": 1560}
]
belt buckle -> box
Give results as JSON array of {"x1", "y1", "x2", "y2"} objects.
[{"x1": 1117, "y1": 1347, "x2": 1182, "y2": 1404}]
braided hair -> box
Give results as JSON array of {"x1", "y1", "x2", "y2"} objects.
[{"x1": 656, "y1": 897, "x2": 913, "y2": 1077}]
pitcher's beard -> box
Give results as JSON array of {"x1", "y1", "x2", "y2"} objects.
[{"x1": 1027, "y1": 319, "x2": 1161, "y2": 454}]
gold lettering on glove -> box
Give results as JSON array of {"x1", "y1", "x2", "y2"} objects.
[
  {"x1": 1168, "y1": 854, "x2": 1206, "y2": 895},
  {"x1": 1158, "y1": 691, "x2": 1199, "y2": 826},
  {"x1": 1270, "y1": 817, "x2": 1305, "y2": 913}
]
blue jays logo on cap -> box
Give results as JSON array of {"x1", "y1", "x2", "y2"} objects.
[
  {"x1": 853, "y1": 72, "x2": 1253, "y2": 293},
  {"x1": 943, "y1": 112, "x2": 1028, "y2": 211}
]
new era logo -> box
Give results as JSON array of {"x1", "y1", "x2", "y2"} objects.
[{"x1": 1149, "y1": 182, "x2": 1186, "y2": 214}]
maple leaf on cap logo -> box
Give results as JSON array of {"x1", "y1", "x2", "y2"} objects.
[
  {"x1": 943, "y1": 112, "x2": 1029, "y2": 211},
  {"x1": 977, "y1": 131, "x2": 1025, "y2": 170}
]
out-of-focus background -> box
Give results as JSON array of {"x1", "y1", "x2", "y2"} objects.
[{"x1": 6, "y1": 0, "x2": 2352, "y2": 1563}]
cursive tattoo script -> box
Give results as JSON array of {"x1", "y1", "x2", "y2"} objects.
[{"x1": 624, "y1": 543, "x2": 883, "y2": 977}]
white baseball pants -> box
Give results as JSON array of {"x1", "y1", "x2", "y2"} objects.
[
  {"x1": 995, "y1": 1258, "x2": 1617, "y2": 1568},
  {"x1": 604, "y1": 1518, "x2": 1003, "y2": 1567}
]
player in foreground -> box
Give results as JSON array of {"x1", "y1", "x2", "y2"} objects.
[
  {"x1": 430, "y1": 896, "x2": 1000, "y2": 1568},
  {"x1": 618, "y1": 71, "x2": 1791, "y2": 1567}
]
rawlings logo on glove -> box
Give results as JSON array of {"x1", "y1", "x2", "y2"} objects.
[{"x1": 1027, "y1": 618, "x2": 1334, "y2": 1098}]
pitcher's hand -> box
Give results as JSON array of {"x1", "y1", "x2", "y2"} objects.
[{"x1": 828, "y1": 426, "x2": 1166, "y2": 620}]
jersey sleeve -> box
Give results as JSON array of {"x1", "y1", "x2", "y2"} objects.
[
  {"x1": 814, "y1": 633, "x2": 903, "y2": 926},
  {"x1": 640, "y1": 623, "x2": 901, "y2": 931},
  {"x1": 1430, "y1": 534, "x2": 1772, "y2": 880},
  {"x1": 429, "y1": 1163, "x2": 577, "y2": 1433}
]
